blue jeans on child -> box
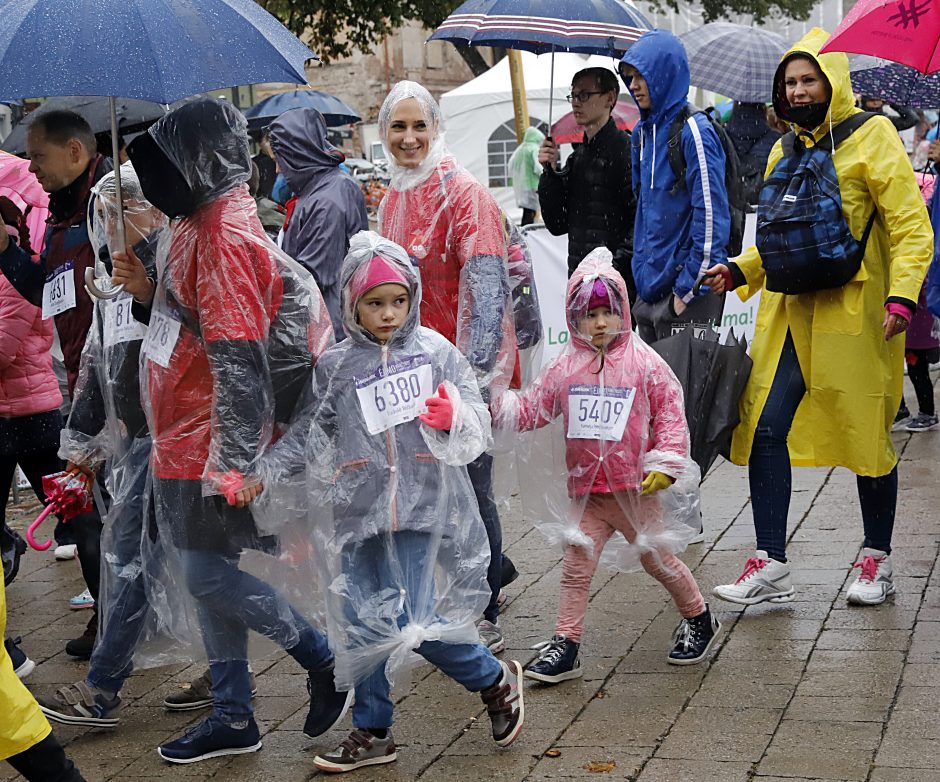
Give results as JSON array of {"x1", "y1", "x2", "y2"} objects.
[
  {"x1": 343, "y1": 530, "x2": 503, "y2": 729},
  {"x1": 749, "y1": 331, "x2": 898, "y2": 562}
]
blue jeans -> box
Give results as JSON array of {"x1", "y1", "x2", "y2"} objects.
[
  {"x1": 87, "y1": 439, "x2": 155, "y2": 693},
  {"x1": 344, "y1": 531, "x2": 503, "y2": 729},
  {"x1": 749, "y1": 331, "x2": 898, "y2": 561},
  {"x1": 179, "y1": 548, "x2": 333, "y2": 723},
  {"x1": 467, "y1": 453, "x2": 503, "y2": 622}
]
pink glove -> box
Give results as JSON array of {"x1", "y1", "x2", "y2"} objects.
[
  {"x1": 419, "y1": 383, "x2": 454, "y2": 430},
  {"x1": 885, "y1": 302, "x2": 914, "y2": 323},
  {"x1": 208, "y1": 470, "x2": 247, "y2": 506}
]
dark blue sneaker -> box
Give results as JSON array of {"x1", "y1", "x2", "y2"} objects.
[
  {"x1": 523, "y1": 635, "x2": 582, "y2": 684},
  {"x1": 4, "y1": 636, "x2": 34, "y2": 680},
  {"x1": 157, "y1": 716, "x2": 261, "y2": 764},
  {"x1": 303, "y1": 664, "x2": 353, "y2": 738}
]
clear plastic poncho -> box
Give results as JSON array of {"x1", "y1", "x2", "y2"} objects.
[
  {"x1": 256, "y1": 230, "x2": 493, "y2": 691},
  {"x1": 127, "y1": 98, "x2": 335, "y2": 670},
  {"x1": 507, "y1": 126, "x2": 545, "y2": 212},
  {"x1": 491, "y1": 248, "x2": 701, "y2": 573},
  {"x1": 59, "y1": 163, "x2": 196, "y2": 671},
  {"x1": 377, "y1": 81, "x2": 519, "y2": 394}
]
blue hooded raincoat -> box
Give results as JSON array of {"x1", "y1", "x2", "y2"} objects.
[{"x1": 622, "y1": 30, "x2": 731, "y2": 305}]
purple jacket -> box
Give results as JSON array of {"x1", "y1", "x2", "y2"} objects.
[{"x1": 907, "y1": 282, "x2": 939, "y2": 351}]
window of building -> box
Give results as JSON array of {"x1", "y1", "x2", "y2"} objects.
[{"x1": 487, "y1": 118, "x2": 549, "y2": 187}]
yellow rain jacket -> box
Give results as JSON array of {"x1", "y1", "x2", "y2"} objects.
[
  {"x1": 0, "y1": 580, "x2": 51, "y2": 761},
  {"x1": 729, "y1": 28, "x2": 933, "y2": 477}
]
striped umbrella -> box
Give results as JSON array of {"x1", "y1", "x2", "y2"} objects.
[{"x1": 430, "y1": 0, "x2": 652, "y2": 124}]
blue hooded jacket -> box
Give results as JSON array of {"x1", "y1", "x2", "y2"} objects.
[
  {"x1": 928, "y1": 183, "x2": 940, "y2": 318},
  {"x1": 622, "y1": 30, "x2": 731, "y2": 304}
]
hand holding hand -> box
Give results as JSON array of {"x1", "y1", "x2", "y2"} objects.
[
  {"x1": 211, "y1": 470, "x2": 263, "y2": 508},
  {"x1": 701, "y1": 264, "x2": 732, "y2": 295},
  {"x1": 66, "y1": 461, "x2": 97, "y2": 482},
  {"x1": 538, "y1": 137, "x2": 559, "y2": 169},
  {"x1": 883, "y1": 312, "x2": 908, "y2": 341},
  {"x1": 640, "y1": 471, "x2": 675, "y2": 495},
  {"x1": 111, "y1": 246, "x2": 154, "y2": 304},
  {"x1": 419, "y1": 383, "x2": 454, "y2": 431}
]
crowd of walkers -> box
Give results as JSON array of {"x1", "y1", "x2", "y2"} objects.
[{"x1": 1, "y1": 24, "x2": 938, "y2": 779}]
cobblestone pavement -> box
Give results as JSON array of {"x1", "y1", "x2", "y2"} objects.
[{"x1": 4, "y1": 376, "x2": 940, "y2": 781}]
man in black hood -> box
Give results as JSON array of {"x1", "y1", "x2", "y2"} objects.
[{"x1": 859, "y1": 95, "x2": 919, "y2": 132}]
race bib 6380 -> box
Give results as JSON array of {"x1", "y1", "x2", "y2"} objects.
[{"x1": 355, "y1": 355, "x2": 434, "y2": 435}]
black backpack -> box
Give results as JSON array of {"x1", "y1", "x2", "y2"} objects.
[{"x1": 667, "y1": 104, "x2": 747, "y2": 256}]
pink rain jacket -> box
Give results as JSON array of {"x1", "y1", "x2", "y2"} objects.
[
  {"x1": 0, "y1": 273, "x2": 62, "y2": 418},
  {"x1": 493, "y1": 251, "x2": 689, "y2": 497}
]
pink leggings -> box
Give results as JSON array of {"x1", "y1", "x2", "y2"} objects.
[{"x1": 556, "y1": 493, "x2": 706, "y2": 642}]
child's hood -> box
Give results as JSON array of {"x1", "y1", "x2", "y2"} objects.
[
  {"x1": 566, "y1": 247, "x2": 632, "y2": 353},
  {"x1": 339, "y1": 230, "x2": 421, "y2": 346}
]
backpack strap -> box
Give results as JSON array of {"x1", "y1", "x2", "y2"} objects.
[
  {"x1": 667, "y1": 104, "x2": 694, "y2": 196},
  {"x1": 815, "y1": 111, "x2": 879, "y2": 152}
]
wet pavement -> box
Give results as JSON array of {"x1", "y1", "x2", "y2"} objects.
[{"x1": 4, "y1": 372, "x2": 940, "y2": 781}]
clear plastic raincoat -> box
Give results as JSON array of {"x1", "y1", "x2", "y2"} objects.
[
  {"x1": 257, "y1": 231, "x2": 495, "y2": 693},
  {"x1": 58, "y1": 163, "x2": 195, "y2": 677},
  {"x1": 377, "y1": 81, "x2": 519, "y2": 393},
  {"x1": 491, "y1": 248, "x2": 700, "y2": 572},
  {"x1": 508, "y1": 126, "x2": 545, "y2": 212},
  {"x1": 126, "y1": 98, "x2": 335, "y2": 697}
]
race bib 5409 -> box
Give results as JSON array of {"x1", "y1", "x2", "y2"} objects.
[
  {"x1": 566, "y1": 384, "x2": 636, "y2": 442},
  {"x1": 355, "y1": 355, "x2": 434, "y2": 435},
  {"x1": 41, "y1": 261, "x2": 77, "y2": 319}
]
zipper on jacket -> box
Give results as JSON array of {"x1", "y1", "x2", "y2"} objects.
[{"x1": 651, "y1": 124, "x2": 657, "y2": 189}]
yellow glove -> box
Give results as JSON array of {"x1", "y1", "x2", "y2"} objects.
[{"x1": 640, "y1": 471, "x2": 675, "y2": 495}]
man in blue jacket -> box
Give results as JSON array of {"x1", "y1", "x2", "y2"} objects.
[{"x1": 619, "y1": 30, "x2": 731, "y2": 343}]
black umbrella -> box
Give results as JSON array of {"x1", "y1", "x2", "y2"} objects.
[
  {"x1": 651, "y1": 325, "x2": 753, "y2": 476},
  {"x1": 1, "y1": 96, "x2": 176, "y2": 155}
]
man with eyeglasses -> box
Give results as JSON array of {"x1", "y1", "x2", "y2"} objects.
[{"x1": 537, "y1": 67, "x2": 635, "y2": 300}]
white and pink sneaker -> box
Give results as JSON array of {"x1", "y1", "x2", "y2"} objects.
[
  {"x1": 712, "y1": 551, "x2": 795, "y2": 605},
  {"x1": 846, "y1": 548, "x2": 895, "y2": 606}
]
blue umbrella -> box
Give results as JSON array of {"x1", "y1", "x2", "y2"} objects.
[
  {"x1": 0, "y1": 0, "x2": 315, "y2": 297},
  {"x1": 429, "y1": 0, "x2": 653, "y2": 125},
  {"x1": 244, "y1": 90, "x2": 361, "y2": 129},
  {"x1": 850, "y1": 56, "x2": 940, "y2": 109}
]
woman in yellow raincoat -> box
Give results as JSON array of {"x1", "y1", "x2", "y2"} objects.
[
  {"x1": 702, "y1": 28, "x2": 932, "y2": 608},
  {"x1": 1, "y1": 580, "x2": 86, "y2": 780}
]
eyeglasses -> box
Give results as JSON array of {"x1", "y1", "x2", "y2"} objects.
[{"x1": 566, "y1": 91, "x2": 605, "y2": 104}]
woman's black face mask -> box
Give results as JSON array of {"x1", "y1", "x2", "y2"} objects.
[{"x1": 787, "y1": 102, "x2": 830, "y2": 130}]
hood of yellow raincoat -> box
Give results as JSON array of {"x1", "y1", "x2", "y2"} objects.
[{"x1": 772, "y1": 27, "x2": 857, "y2": 137}]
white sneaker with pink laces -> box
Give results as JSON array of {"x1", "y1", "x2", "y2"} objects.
[
  {"x1": 846, "y1": 548, "x2": 895, "y2": 606},
  {"x1": 712, "y1": 551, "x2": 795, "y2": 605}
]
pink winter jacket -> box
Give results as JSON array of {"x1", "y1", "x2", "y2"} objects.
[
  {"x1": 492, "y1": 251, "x2": 689, "y2": 497},
  {"x1": 0, "y1": 272, "x2": 62, "y2": 418}
]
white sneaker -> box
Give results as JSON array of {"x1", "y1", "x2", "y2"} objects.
[
  {"x1": 712, "y1": 551, "x2": 795, "y2": 605},
  {"x1": 846, "y1": 548, "x2": 895, "y2": 606},
  {"x1": 54, "y1": 544, "x2": 77, "y2": 561},
  {"x1": 477, "y1": 619, "x2": 506, "y2": 654}
]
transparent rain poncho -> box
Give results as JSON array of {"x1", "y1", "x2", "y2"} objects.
[
  {"x1": 127, "y1": 98, "x2": 335, "y2": 672},
  {"x1": 377, "y1": 81, "x2": 519, "y2": 394},
  {"x1": 58, "y1": 162, "x2": 197, "y2": 672},
  {"x1": 256, "y1": 230, "x2": 493, "y2": 691},
  {"x1": 491, "y1": 248, "x2": 701, "y2": 574}
]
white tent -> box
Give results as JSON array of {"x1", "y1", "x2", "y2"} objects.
[{"x1": 440, "y1": 50, "x2": 623, "y2": 216}]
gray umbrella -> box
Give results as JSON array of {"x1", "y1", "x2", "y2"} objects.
[{"x1": 680, "y1": 22, "x2": 789, "y2": 104}]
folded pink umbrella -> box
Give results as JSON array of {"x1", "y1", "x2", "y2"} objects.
[
  {"x1": 26, "y1": 471, "x2": 93, "y2": 551},
  {"x1": 820, "y1": 0, "x2": 940, "y2": 74},
  {"x1": 0, "y1": 151, "x2": 49, "y2": 254},
  {"x1": 551, "y1": 99, "x2": 640, "y2": 144}
]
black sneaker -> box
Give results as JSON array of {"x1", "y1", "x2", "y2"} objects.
[
  {"x1": 38, "y1": 681, "x2": 121, "y2": 727},
  {"x1": 303, "y1": 664, "x2": 353, "y2": 738},
  {"x1": 480, "y1": 660, "x2": 525, "y2": 747},
  {"x1": 65, "y1": 615, "x2": 97, "y2": 659},
  {"x1": 2, "y1": 524, "x2": 26, "y2": 585},
  {"x1": 163, "y1": 667, "x2": 258, "y2": 711},
  {"x1": 4, "y1": 636, "x2": 35, "y2": 679},
  {"x1": 157, "y1": 715, "x2": 262, "y2": 764},
  {"x1": 523, "y1": 635, "x2": 582, "y2": 684},
  {"x1": 500, "y1": 555, "x2": 519, "y2": 587},
  {"x1": 314, "y1": 729, "x2": 397, "y2": 773},
  {"x1": 667, "y1": 604, "x2": 721, "y2": 665}
]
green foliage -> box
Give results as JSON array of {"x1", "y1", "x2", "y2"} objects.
[
  {"x1": 647, "y1": 0, "x2": 816, "y2": 25},
  {"x1": 257, "y1": 0, "x2": 461, "y2": 63}
]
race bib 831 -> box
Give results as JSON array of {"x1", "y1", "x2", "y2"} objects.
[
  {"x1": 566, "y1": 384, "x2": 636, "y2": 442},
  {"x1": 355, "y1": 355, "x2": 434, "y2": 435}
]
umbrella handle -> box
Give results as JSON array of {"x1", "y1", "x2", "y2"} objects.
[
  {"x1": 26, "y1": 504, "x2": 56, "y2": 551},
  {"x1": 84, "y1": 267, "x2": 125, "y2": 300}
]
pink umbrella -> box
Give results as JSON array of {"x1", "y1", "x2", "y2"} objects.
[
  {"x1": 0, "y1": 151, "x2": 49, "y2": 254},
  {"x1": 551, "y1": 98, "x2": 640, "y2": 144},
  {"x1": 820, "y1": 0, "x2": 940, "y2": 74},
  {"x1": 26, "y1": 471, "x2": 94, "y2": 551}
]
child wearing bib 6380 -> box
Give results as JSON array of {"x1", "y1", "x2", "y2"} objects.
[{"x1": 492, "y1": 248, "x2": 719, "y2": 683}]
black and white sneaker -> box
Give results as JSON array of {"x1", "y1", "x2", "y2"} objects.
[
  {"x1": 523, "y1": 635, "x2": 582, "y2": 684},
  {"x1": 667, "y1": 604, "x2": 721, "y2": 665},
  {"x1": 158, "y1": 716, "x2": 262, "y2": 764},
  {"x1": 314, "y1": 729, "x2": 397, "y2": 773},
  {"x1": 4, "y1": 637, "x2": 34, "y2": 680}
]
